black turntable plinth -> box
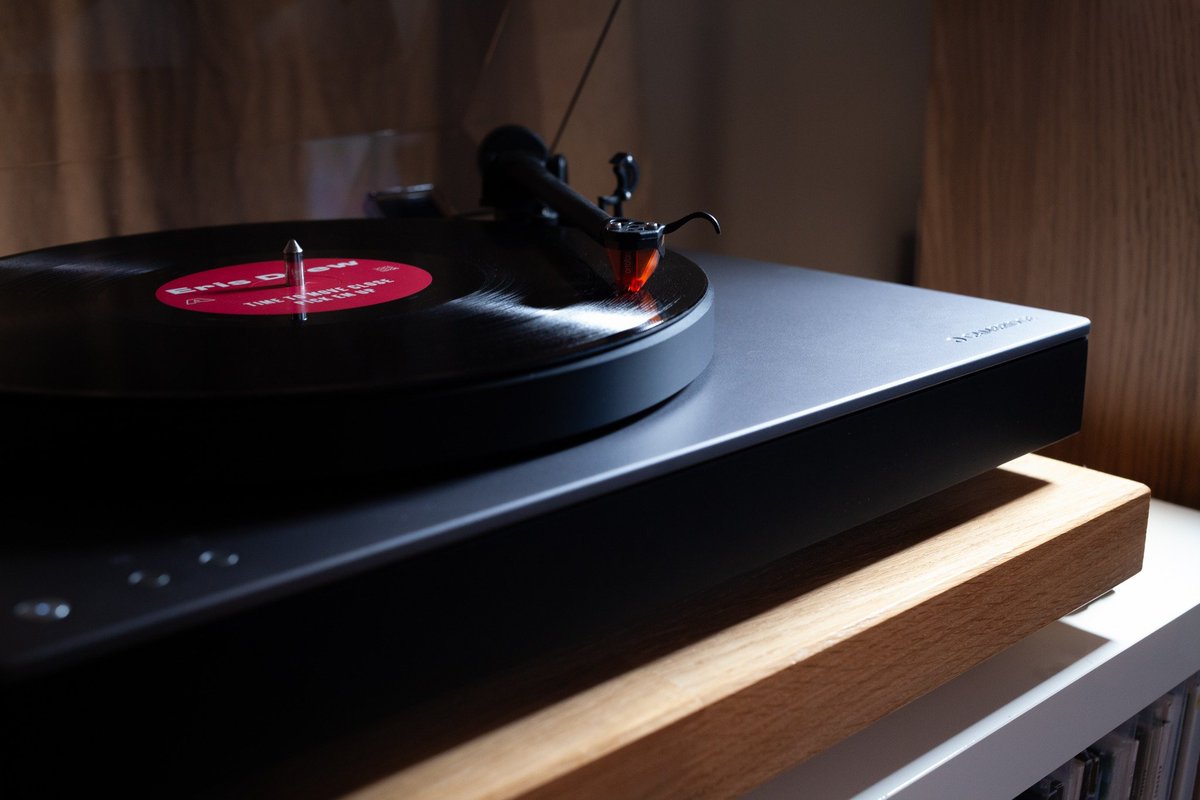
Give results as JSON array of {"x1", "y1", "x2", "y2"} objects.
[
  {"x1": 0, "y1": 250, "x2": 1087, "y2": 794},
  {"x1": 0, "y1": 128, "x2": 1090, "y2": 797}
]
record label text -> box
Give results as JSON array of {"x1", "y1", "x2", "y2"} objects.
[{"x1": 155, "y1": 258, "x2": 433, "y2": 315}]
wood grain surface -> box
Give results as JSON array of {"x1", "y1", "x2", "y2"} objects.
[
  {"x1": 0, "y1": 2, "x2": 931, "y2": 284},
  {"x1": 0, "y1": 1, "x2": 608, "y2": 254},
  {"x1": 222, "y1": 455, "x2": 1149, "y2": 800},
  {"x1": 918, "y1": 1, "x2": 1200, "y2": 508}
]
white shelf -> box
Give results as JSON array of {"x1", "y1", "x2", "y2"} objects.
[{"x1": 747, "y1": 498, "x2": 1200, "y2": 800}]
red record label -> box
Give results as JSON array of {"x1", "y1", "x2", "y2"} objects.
[{"x1": 155, "y1": 257, "x2": 433, "y2": 315}]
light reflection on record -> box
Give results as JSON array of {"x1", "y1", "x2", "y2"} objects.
[{"x1": 0, "y1": 217, "x2": 706, "y2": 398}]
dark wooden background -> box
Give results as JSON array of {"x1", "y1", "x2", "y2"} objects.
[
  {"x1": 918, "y1": 0, "x2": 1199, "y2": 508},
  {"x1": 2, "y1": 0, "x2": 1194, "y2": 507}
]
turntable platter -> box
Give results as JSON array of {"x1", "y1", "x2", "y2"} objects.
[{"x1": 0, "y1": 217, "x2": 714, "y2": 483}]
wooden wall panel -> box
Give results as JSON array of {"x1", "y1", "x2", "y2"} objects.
[
  {"x1": 0, "y1": 1, "x2": 610, "y2": 256},
  {"x1": 919, "y1": 1, "x2": 1200, "y2": 508},
  {"x1": 0, "y1": 1, "x2": 436, "y2": 253},
  {"x1": 0, "y1": 1, "x2": 931, "y2": 285}
]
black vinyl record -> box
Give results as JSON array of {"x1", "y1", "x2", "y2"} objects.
[{"x1": 0, "y1": 217, "x2": 714, "y2": 485}]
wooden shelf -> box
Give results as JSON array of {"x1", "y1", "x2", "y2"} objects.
[
  {"x1": 232, "y1": 455, "x2": 1150, "y2": 799},
  {"x1": 748, "y1": 497, "x2": 1200, "y2": 800}
]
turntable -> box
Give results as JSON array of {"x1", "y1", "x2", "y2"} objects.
[{"x1": 0, "y1": 126, "x2": 1088, "y2": 794}]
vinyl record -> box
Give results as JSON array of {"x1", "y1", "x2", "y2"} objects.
[{"x1": 0, "y1": 217, "x2": 714, "y2": 484}]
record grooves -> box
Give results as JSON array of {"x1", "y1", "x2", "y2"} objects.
[{"x1": 0, "y1": 216, "x2": 714, "y2": 484}]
